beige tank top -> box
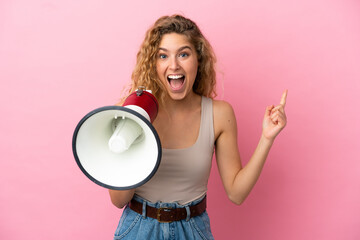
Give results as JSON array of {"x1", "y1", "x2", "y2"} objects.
[{"x1": 135, "y1": 96, "x2": 215, "y2": 205}]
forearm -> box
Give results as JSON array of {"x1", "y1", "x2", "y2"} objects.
[
  {"x1": 109, "y1": 189, "x2": 136, "y2": 209},
  {"x1": 229, "y1": 135, "x2": 274, "y2": 204}
]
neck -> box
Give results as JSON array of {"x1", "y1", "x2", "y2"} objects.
[{"x1": 160, "y1": 92, "x2": 201, "y2": 115}]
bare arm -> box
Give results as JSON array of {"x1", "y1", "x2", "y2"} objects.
[
  {"x1": 214, "y1": 90, "x2": 288, "y2": 205},
  {"x1": 108, "y1": 189, "x2": 136, "y2": 209}
]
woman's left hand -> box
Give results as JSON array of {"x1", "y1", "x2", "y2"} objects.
[{"x1": 262, "y1": 90, "x2": 288, "y2": 140}]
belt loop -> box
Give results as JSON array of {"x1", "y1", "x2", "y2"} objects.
[
  {"x1": 142, "y1": 200, "x2": 147, "y2": 219},
  {"x1": 185, "y1": 205, "x2": 191, "y2": 221}
]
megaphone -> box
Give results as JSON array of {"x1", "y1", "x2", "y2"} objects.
[{"x1": 72, "y1": 87, "x2": 162, "y2": 190}]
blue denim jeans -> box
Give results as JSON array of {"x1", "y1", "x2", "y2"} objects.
[{"x1": 113, "y1": 195, "x2": 214, "y2": 240}]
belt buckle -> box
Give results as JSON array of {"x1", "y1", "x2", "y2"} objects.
[{"x1": 157, "y1": 207, "x2": 173, "y2": 223}]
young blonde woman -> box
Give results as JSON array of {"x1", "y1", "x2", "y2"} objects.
[{"x1": 109, "y1": 15, "x2": 287, "y2": 240}]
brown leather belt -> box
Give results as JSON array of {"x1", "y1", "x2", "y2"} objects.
[{"x1": 129, "y1": 196, "x2": 207, "y2": 223}]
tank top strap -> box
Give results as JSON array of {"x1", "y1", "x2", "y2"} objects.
[{"x1": 198, "y1": 96, "x2": 214, "y2": 150}]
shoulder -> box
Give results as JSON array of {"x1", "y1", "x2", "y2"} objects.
[
  {"x1": 213, "y1": 99, "x2": 236, "y2": 118},
  {"x1": 212, "y1": 99, "x2": 237, "y2": 139}
]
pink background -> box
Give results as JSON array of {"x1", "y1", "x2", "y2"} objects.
[{"x1": 1, "y1": 0, "x2": 359, "y2": 239}]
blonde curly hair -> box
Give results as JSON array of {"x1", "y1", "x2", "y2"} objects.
[{"x1": 127, "y1": 14, "x2": 217, "y2": 105}]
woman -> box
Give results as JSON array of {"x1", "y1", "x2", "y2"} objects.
[{"x1": 109, "y1": 15, "x2": 287, "y2": 239}]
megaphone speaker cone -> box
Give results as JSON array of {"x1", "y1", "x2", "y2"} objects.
[{"x1": 72, "y1": 104, "x2": 161, "y2": 190}]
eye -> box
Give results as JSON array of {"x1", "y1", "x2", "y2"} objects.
[
  {"x1": 179, "y1": 52, "x2": 189, "y2": 58},
  {"x1": 158, "y1": 54, "x2": 167, "y2": 59}
]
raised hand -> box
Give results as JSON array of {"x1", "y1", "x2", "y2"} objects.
[{"x1": 262, "y1": 90, "x2": 288, "y2": 140}]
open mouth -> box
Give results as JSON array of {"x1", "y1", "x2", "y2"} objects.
[{"x1": 167, "y1": 74, "x2": 185, "y2": 90}]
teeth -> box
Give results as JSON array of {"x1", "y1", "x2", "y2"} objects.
[{"x1": 167, "y1": 75, "x2": 184, "y2": 79}]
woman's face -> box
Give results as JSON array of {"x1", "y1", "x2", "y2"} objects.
[{"x1": 156, "y1": 33, "x2": 199, "y2": 101}]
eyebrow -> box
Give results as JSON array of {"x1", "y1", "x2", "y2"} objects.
[{"x1": 158, "y1": 46, "x2": 193, "y2": 52}]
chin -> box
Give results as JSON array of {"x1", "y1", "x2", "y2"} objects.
[{"x1": 168, "y1": 93, "x2": 185, "y2": 101}]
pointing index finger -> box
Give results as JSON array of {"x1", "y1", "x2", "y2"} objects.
[{"x1": 280, "y1": 89, "x2": 288, "y2": 107}]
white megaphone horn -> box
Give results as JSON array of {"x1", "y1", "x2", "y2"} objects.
[{"x1": 72, "y1": 87, "x2": 162, "y2": 190}]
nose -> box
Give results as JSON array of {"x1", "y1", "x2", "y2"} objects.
[{"x1": 169, "y1": 56, "x2": 180, "y2": 70}]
